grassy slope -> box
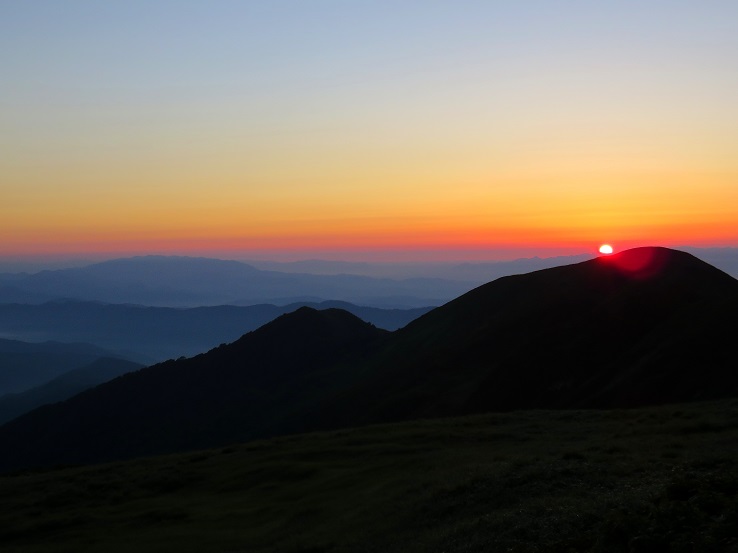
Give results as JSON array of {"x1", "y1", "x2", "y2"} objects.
[{"x1": 1, "y1": 400, "x2": 737, "y2": 553}]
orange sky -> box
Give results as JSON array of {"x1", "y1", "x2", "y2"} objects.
[{"x1": 2, "y1": 2, "x2": 737, "y2": 261}]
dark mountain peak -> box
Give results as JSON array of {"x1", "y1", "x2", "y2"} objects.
[
  {"x1": 594, "y1": 246, "x2": 736, "y2": 285},
  {"x1": 486, "y1": 246, "x2": 732, "y2": 299},
  {"x1": 257, "y1": 306, "x2": 381, "y2": 335},
  {"x1": 359, "y1": 246, "x2": 738, "y2": 418},
  {"x1": 408, "y1": 247, "x2": 738, "y2": 334},
  {"x1": 0, "y1": 307, "x2": 390, "y2": 469},
  {"x1": 223, "y1": 307, "x2": 388, "y2": 363}
]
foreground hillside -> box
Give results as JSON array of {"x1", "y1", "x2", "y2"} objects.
[{"x1": 1, "y1": 400, "x2": 737, "y2": 553}]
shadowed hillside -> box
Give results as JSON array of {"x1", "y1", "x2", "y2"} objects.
[
  {"x1": 0, "y1": 308, "x2": 387, "y2": 469},
  {"x1": 1, "y1": 247, "x2": 737, "y2": 472},
  {"x1": 323, "y1": 246, "x2": 738, "y2": 424}
]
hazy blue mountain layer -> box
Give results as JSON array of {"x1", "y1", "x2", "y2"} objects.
[
  {"x1": 0, "y1": 256, "x2": 468, "y2": 308},
  {"x1": 0, "y1": 300, "x2": 432, "y2": 361},
  {"x1": 0, "y1": 357, "x2": 143, "y2": 424},
  {"x1": 0, "y1": 339, "x2": 132, "y2": 395}
]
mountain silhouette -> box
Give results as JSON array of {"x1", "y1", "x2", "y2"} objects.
[
  {"x1": 0, "y1": 308, "x2": 387, "y2": 469},
  {"x1": 1, "y1": 247, "x2": 737, "y2": 472},
  {"x1": 318, "y1": 247, "x2": 738, "y2": 424}
]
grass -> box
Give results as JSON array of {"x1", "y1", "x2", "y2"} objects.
[{"x1": 1, "y1": 399, "x2": 737, "y2": 552}]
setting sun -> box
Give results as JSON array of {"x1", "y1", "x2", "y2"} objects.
[{"x1": 599, "y1": 244, "x2": 614, "y2": 255}]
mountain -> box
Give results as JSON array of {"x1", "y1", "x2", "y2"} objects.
[
  {"x1": 1, "y1": 247, "x2": 737, "y2": 472},
  {"x1": 2, "y1": 250, "x2": 736, "y2": 308},
  {"x1": 0, "y1": 339, "x2": 133, "y2": 395},
  {"x1": 319, "y1": 246, "x2": 738, "y2": 424},
  {"x1": 207, "y1": 249, "x2": 738, "y2": 281},
  {"x1": 0, "y1": 300, "x2": 432, "y2": 361},
  {"x1": 0, "y1": 256, "x2": 469, "y2": 308},
  {"x1": 0, "y1": 308, "x2": 387, "y2": 469},
  {"x1": 682, "y1": 246, "x2": 738, "y2": 278},
  {"x1": 0, "y1": 357, "x2": 143, "y2": 424}
]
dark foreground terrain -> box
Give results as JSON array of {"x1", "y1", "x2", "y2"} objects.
[{"x1": 1, "y1": 399, "x2": 737, "y2": 553}]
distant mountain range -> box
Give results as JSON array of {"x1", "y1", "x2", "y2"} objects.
[
  {"x1": 0, "y1": 256, "x2": 469, "y2": 308},
  {"x1": 0, "y1": 339, "x2": 142, "y2": 424},
  {"x1": 242, "y1": 254, "x2": 595, "y2": 280},
  {"x1": 0, "y1": 339, "x2": 132, "y2": 395},
  {"x1": 0, "y1": 253, "x2": 642, "y2": 308},
  {"x1": 0, "y1": 357, "x2": 142, "y2": 425},
  {"x1": 0, "y1": 248, "x2": 738, "y2": 308},
  {"x1": 0, "y1": 300, "x2": 432, "y2": 361},
  {"x1": 1, "y1": 247, "x2": 736, "y2": 472}
]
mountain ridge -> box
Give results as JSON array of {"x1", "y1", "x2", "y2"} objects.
[
  {"x1": 0, "y1": 308, "x2": 388, "y2": 468},
  {"x1": 0, "y1": 256, "x2": 469, "y2": 308},
  {"x1": 322, "y1": 247, "x2": 738, "y2": 423},
  {"x1": 1, "y1": 247, "x2": 736, "y2": 472},
  {"x1": 0, "y1": 339, "x2": 133, "y2": 395},
  {"x1": 0, "y1": 357, "x2": 143, "y2": 424}
]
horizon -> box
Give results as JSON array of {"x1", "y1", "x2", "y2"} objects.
[
  {"x1": 3, "y1": 2, "x2": 738, "y2": 259},
  {"x1": 1, "y1": 246, "x2": 592, "y2": 273},
  {"x1": 2, "y1": 243, "x2": 738, "y2": 275}
]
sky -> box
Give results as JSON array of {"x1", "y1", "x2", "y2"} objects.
[{"x1": 2, "y1": 0, "x2": 738, "y2": 262}]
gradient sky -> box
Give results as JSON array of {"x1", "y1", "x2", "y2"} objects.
[{"x1": 2, "y1": 1, "x2": 738, "y2": 261}]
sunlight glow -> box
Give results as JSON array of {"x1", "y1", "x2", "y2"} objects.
[
  {"x1": 2, "y1": 3, "x2": 738, "y2": 259},
  {"x1": 599, "y1": 244, "x2": 614, "y2": 255}
]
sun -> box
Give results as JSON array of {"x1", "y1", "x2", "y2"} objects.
[{"x1": 599, "y1": 244, "x2": 614, "y2": 255}]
